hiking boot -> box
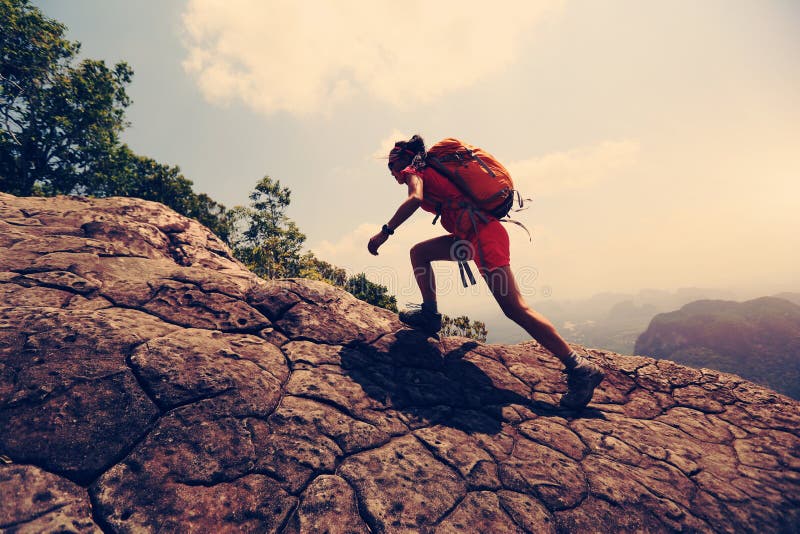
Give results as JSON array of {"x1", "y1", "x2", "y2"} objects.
[
  {"x1": 399, "y1": 305, "x2": 442, "y2": 336},
  {"x1": 560, "y1": 359, "x2": 605, "y2": 410}
]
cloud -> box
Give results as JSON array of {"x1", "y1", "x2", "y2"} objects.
[
  {"x1": 181, "y1": 1, "x2": 564, "y2": 115},
  {"x1": 507, "y1": 140, "x2": 641, "y2": 196}
]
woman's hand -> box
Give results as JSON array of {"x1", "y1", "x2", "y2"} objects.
[
  {"x1": 368, "y1": 231, "x2": 389, "y2": 255},
  {"x1": 368, "y1": 174, "x2": 420, "y2": 257}
]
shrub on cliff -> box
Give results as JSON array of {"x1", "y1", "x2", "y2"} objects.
[{"x1": 441, "y1": 315, "x2": 488, "y2": 342}]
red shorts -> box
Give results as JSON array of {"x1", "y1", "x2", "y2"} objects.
[{"x1": 464, "y1": 220, "x2": 510, "y2": 272}]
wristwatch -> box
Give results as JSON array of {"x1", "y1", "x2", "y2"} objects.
[{"x1": 381, "y1": 224, "x2": 394, "y2": 236}]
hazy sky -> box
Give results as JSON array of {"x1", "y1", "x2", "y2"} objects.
[{"x1": 34, "y1": 1, "x2": 799, "y2": 322}]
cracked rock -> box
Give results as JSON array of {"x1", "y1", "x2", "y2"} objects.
[
  {"x1": 0, "y1": 464, "x2": 99, "y2": 533},
  {"x1": 1, "y1": 192, "x2": 799, "y2": 533}
]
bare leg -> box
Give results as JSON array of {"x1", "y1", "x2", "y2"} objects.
[
  {"x1": 409, "y1": 234, "x2": 458, "y2": 304},
  {"x1": 482, "y1": 265, "x2": 573, "y2": 364},
  {"x1": 484, "y1": 265, "x2": 605, "y2": 409}
]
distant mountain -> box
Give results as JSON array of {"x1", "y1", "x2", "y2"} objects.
[
  {"x1": 773, "y1": 292, "x2": 800, "y2": 306},
  {"x1": 486, "y1": 287, "x2": 740, "y2": 354},
  {"x1": 635, "y1": 297, "x2": 800, "y2": 399}
]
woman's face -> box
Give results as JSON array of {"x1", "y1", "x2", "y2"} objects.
[{"x1": 389, "y1": 161, "x2": 407, "y2": 184}]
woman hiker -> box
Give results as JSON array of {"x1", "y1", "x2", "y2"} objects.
[{"x1": 367, "y1": 134, "x2": 605, "y2": 410}]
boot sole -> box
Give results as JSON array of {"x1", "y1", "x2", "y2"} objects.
[{"x1": 400, "y1": 321, "x2": 441, "y2": 336}]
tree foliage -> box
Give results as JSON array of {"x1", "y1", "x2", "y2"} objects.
[
  {"x1": 230, "y1": 176, "x2": 307, "y2": 279},
  {"x1": 230, "y1": 176, "x2": 399, "y2": 312},
  {"x1": 441, "y1": 314, "x2": 488, "y2": 342},
  {"x1": 0, "y1": 0, "x2": 232, "y2": 240},
  {"x1": 344, "y1": 273, "x2": 398, "y2": 312},
  {"x1": 297, "y1": 252, "x2": 348, "y2": 287},
  {"x1": 0, "y1": 0, "x2": 131, "y2": 195}
]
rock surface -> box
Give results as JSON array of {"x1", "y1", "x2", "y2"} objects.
[{"x1": 1, "y1": 192, "x2": 799, "y2": 533}]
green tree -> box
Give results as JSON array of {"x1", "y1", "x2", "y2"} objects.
[
  {"x1": 0, "y1": 0, "x2": 233, "y2": 242},
  {"x1": 344, "y1": 273, "x2": 398, "y2": 312},
  {"x1": 0, "y1": 0, "x2": 131, "y2": 196},
  {"x1": 231, "y1": 177, "x2": 399, "y2": 312},
  {"x1": 441, "y1": 314, "x2": 488, "y2": 342},
  {"x1": 230, "y1": 176, "x2": 307, "y2": 279},
  {"x1": 297, "y1": 252, "x2": 348, "y2": 287}
]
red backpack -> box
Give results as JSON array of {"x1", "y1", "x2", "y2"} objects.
[{"x1": 425, "y1": 138, "x2": 517, "y2": 219}]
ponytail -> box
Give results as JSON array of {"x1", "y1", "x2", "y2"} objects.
[
  {"x1": 405, "y1": 134, "x2": 426, "y2": 157},
  {"x1": 387, "y1": 134, "x2": 427, "y2": 169}
]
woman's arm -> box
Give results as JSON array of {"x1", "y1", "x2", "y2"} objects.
[
  {"x1": 368, "y1": 173, "x2": 423, "y2": 255},
  {"x1": 387, "y1": 173, "x2": 423, "y2": 229}
]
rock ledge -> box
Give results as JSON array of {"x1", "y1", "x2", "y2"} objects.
[{"x1": 1, "y1": 193, "x2": 798, "y2": 533}]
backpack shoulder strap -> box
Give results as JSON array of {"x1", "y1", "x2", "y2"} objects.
[{"x1": 425, "y1": 155, "x2": 480, "y2": 205}]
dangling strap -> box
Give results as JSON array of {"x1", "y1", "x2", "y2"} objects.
[
  {"x1": 493, "y1": 190, "x2": 533, "y2": 241},
  {"x1": 499, "y1": 217, "x2": 533, "y2": 241},
  {"x1": 432, "y1": 202, "x2": 442, "y2": 225},
  {"x1": 465, "y1": 206, "x2": 489, "y2": 279},
  {"x1": 512, "y1": 190, "x2": 533, "y2": 212},
  {"x1": 458, "y1": 260, "x2": 476, "y2": 287}
]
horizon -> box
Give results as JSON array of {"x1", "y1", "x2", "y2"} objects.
[{"x1": 32, "y1": 0, "x2": 800, "y2": 319}]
